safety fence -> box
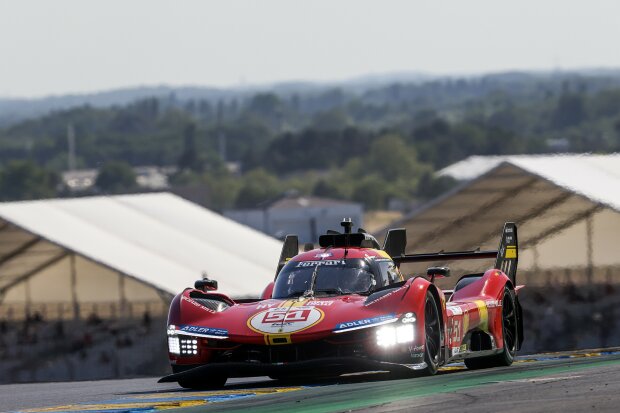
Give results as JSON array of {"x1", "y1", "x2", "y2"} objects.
[{"x1": 0, "y1": 300, "x2": 169, "y2": 321}]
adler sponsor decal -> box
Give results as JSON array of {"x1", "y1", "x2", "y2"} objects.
[
  {"x1": 178, "y1": 325, "x2": 228, "y2": 337},
  {"x1": 334, "y1": 313, "x2": 397, "y2": 332},
  {"x1": 248, "y1": 306, "x2": 324, "y2": 334}
]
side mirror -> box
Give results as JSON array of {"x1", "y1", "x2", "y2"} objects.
[
  {"x1": 427, "y1": 266, "x2": 450, "y2": 283},
  {"x1": 195, "y1": 278, "x2": 218, "y2": 291}
]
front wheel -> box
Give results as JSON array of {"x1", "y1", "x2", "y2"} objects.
[
  {"x1": 465, "y1": 287, "x2": 518, "y2": 370},
  {"x1": 420, "y1": 291, "x2": 442, "y2": 375}
]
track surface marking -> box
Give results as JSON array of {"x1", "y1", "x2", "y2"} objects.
[{"x1": 4, "y1": 349, "x2": 620, "y2": 413}]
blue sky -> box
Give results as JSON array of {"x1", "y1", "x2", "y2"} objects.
[{"x1": 1, "y1": 0, "x2": 619, "y2": 97}]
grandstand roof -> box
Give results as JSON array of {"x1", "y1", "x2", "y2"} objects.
[
  {"x1": 379, "y1": 153, "x2": 620, "y2": 271},
  {"x1": 0, "y1": 193, "x2": 282, "y2": 298}
]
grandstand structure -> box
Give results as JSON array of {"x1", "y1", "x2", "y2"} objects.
[
  {"x1": 378, "y1": 153, "x2": 620, "y2": 286},
  {"x1": 0, "y1": 193, "x2": 282, "y2": 321}
]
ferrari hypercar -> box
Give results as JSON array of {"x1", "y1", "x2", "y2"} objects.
[{"x1": 160, "y1": 219, "x2": 523, "y2": 389}]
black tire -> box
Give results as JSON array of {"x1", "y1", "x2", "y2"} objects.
[
  {"x1": 465, "y1": 287, "x2": 518, "y2": 370},
  {"x1": 420, "y1": 291, "x2": 442, "y2": 375},
  {"x1": 178, "y1": 375, "x2": 227, "y2": 390}
]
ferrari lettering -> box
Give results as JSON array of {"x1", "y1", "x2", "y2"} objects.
[{"x1": 296, "y1": 260, "x2": 340, "y2": 267}]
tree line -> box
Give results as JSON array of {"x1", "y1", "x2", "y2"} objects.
[{"x1": 0, "y1": 72, "x2": 619, "y2": 209}]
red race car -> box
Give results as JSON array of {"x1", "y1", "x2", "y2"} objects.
[{"x1": 160, "y1": 219, "x2": 523, "y2": 389}]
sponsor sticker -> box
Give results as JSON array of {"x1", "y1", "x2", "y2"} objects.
[
  {"x1": 178, "y1": 325, "x2": 228, "y2": 337},
  {"x1": 334, "y1": 313, "x2": 397, "y2": 332},
  {"x1": 248, "y1": 306, "x2": 324, "y2": 334},
  {"x1": 485, "y1": 299, "x2": 502, "y2": 308},
  {"x1": 505, "y1": 246, "x2": 517, "y2": 259},
  {"x1": 446, "y1": 303, "x2": 463, "y2": 316},
  {"x1": 306, "y1": 300, "x2": 334, "y2": 306},
  {"x1": 182, "y1": 295, "x2": 216, "y2": 313}
]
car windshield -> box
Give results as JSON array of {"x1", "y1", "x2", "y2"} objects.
[{"x1": 273, "y1": 258, "x2": 376, "y2": 299}]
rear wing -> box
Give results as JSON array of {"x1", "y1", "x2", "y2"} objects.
[{"x1": 387, "y1": 222, "x2": 518, "y2": 285}]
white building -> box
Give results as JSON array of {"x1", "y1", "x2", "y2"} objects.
[
  {"x1": 225, "y1": 196, "x2": 364, "y2": 243},
  {"x1": 0, "y1": 193, "x2": 282, "y2": 321},
  {"x1": 378, "y1": 153, "x2": 620, "y2": 286}
]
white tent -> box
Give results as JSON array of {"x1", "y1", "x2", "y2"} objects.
[
  {"x1": 380, "y1": 154, "x2": 620, "y2": 285},
  {"x1": 0, "y1": 193, "x2": 282, "y2": 320}
]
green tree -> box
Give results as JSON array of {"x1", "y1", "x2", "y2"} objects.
[
  {"x1": 178, "y1": 122, "x2": 203, "y2": 172},
  {"x1": 95, "y1": 161, "x2": 137, "y2": 193},
  {"x1": 416, "y1": 171, "x2": 457, "y2": 199},
  {"x1": 368, "y1": 134, "x2": 422, "y2": 181},
  {"x1": 235, "y1": 169, "x2": 281, "y2": 208},
  {"x1": 553, "y1": 92, "x2": 586, "y2": 128},
  {"x1": 0, "y1": 160, "x2": 59, "y2": 201},
  {"x1": 311, "y1": 108, "x2": 351, "y2": 131},
  {"x1": 312, "y1": 179, "x2": 344, "y2": 198},
  {"x1": 351, "y1": 175, "x2": 391, "y2": 210}
]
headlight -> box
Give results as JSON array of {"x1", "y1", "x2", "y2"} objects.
[
  {"x1": 376, "y1": 324, "x2": 415, "y2": 347},
  {"x1": 167, "y1": 325, "x2": 177, "y2": 336},
  {"x1": 180, "y1": 338, "x2": 199, "y2": 355},
  {"x1": 168, "y1": 336, "x2": 180, "y2": 354},
  {"x1": 401, "y1": 312, "x2": 416, "y2": 323}
]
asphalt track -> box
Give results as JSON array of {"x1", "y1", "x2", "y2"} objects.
[{"x1": 3, "y1": 349, "x2": 620, "y2": 413}]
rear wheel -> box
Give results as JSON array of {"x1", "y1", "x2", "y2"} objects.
[
  {"x1": 465, "y1": 287, "x2": 517, "y2": 370},
  {"x1": 178, "y1": 375, "x2": 227, "y2": 390},
  {"x1": 420, "y1": 292, "x2": 442, "y2": 375}
]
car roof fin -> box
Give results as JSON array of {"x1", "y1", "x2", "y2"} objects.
[
  {"x1": 382, "y1": 228, "x2": 407, "y2": 259},
  {"x1": 276, "y1": 235, "x2": 299, "y2": 278},
  {"x1": 494, "y1": 222, "x2": 518, "y2": 285}
]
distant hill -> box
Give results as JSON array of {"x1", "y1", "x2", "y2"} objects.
[
  {"x1": 0, "y1": 71, "x2": 450, "y2": 126},
  {"x1": 2, "y1": 67, "x2": 620, "y2": 130}
]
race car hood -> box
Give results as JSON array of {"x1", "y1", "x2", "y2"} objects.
[{"x1": 171, "y1": 280, "x2": 414, "y2": 345}]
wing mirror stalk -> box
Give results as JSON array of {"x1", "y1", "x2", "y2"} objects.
[
  {"x1": 195, "y1": 278, "x2": 218, "y2": 292},
  {"x1": 427, "y1": 266, "x2": 450, "y2": 283}
]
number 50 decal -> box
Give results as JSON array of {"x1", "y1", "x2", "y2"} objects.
[{"x1": 248, "y1": 306, "x2": 324, "y2": 334}]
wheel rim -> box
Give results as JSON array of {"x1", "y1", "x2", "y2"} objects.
[
  {"x1": 424, "y1": 297, "x2": 441, "y2": 365},
  {"x1": 502, "y1": 293, "x2": 517, "y2": 353}
]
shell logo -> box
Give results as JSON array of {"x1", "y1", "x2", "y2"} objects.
[{"x1": 248, "y1": 306, "x2": 324, "y2": 334}]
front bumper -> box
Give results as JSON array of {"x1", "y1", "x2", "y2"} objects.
[{"x1": 158, "y1": 357, "x2": 427, "y2": 383}]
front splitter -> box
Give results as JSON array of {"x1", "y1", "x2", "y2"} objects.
[{"x1": 159, "y1": 357, "x2": 425, "y2": 383}]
